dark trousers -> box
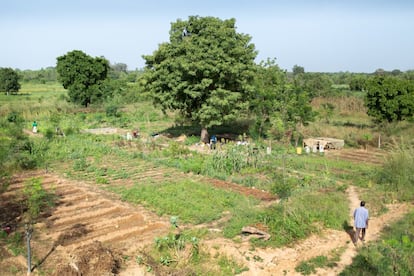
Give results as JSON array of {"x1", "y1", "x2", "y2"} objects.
[{"x1": 355, "y1": 227, "x2": 366, "y2": 242}]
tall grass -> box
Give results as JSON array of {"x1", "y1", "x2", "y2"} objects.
[
  {"x1": 224, "y1": 188, "x2": 349, "y2": 247},
  {"x1": 375, "y1": 140, "x2": 414, "y2": 201}
]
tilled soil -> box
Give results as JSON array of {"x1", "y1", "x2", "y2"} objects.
[{"x1": 0, "y1": 171, "x2": 170, "y2": 275}]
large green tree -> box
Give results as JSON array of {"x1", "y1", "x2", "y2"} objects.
[
  {"x1": 56, "y1": 50, "x2": 109, "y2": 107},
  {"x1": 365, "y1": 76, "x2": 414, "y2": 122},
  {"x1": 0, "y1": 67, "x2": 21, "y2": 95},
  {"x1": 251, "y1": 59, "x2": 315, "y2": 143},
  {"x1": 143, "y1": 16, "x2": 257, "y2": 142}
]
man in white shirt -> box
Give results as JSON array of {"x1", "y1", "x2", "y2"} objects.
[{"x1": 354, "y1": 201, "x2": 369, "y2": 244}]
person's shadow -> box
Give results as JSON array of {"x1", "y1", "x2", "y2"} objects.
[{"x1": 342, "y1": 220, "x2": 357, "y2": 243}]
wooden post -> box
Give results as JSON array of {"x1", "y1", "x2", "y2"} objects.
[
  {"x1": 378, "y1": 134, "x2": 381, "y2": 149},
  {"x1": 25, "y1": 224, "x2": 33, "y2": 275}
]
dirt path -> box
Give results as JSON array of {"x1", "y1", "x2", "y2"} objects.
[
  {"x1": 204, "y1": 185, "x2": 412, "y2": 276},
  {"x1": 1, "y1": 169, "x2": 411, "y2": 275}
]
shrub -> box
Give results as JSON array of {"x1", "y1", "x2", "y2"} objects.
[{"x1": 7, "y1": 111, "x2": 23, "y2": 123}]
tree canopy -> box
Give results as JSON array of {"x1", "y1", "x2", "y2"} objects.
[
  {"x1": 56, "y1": 50, "x2": 109, "y2": 107},
  {"x1": 0, "y1": 67, "x2": 21, "y2": 95},
  {"x1": 365, "y1": 75, "x2": 414, "y2": 123},
  {"x1": 143, "y1": 16, "x2": 257, "y2": 142}
]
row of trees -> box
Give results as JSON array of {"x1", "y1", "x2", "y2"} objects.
[{"x1": 1, "y1": 16, "x2": 413, "y2": 139}]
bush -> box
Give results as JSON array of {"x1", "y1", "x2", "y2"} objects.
[
  {"x1": 7, "y1": 111, "x2": 23, "y2": 123},
  {"x1": 106, "y1": 104, "x2": 121, "y2": 117},
  {"x1": 17, "y1": 152, "x2": 37, "y2": 169}
]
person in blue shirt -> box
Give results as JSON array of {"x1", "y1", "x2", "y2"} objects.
[
  {"x1": 353, "y1": 201, "x2": 369, "y2": 244},
  {"x1": 210, "y1": 135, "x2": 217, "y2": 150}
]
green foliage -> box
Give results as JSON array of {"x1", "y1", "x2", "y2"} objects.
[
  {"x1": 0, "y1": 67, "x2": 21, "y2": 94},
  {"x1": 375, "y1": 141, "x2": 414, "y2": 201},
  {"x1": 292, "y1": 65, "x2": 305, "y2": 76},
  {"x1": 296, "y1": 255, "x2": 329, "y2": 275},
  {"x1": 296, "y1": 252, "x2": 341, "y2": 275},
  {"x1": 105, "y1": 104, "x2": 121, "y2": 117},
  {"x1": 217, "y1": 255, "x2": 249, "y2": 275},
  {"x1": 5, "y1": 232, "x2": 25, "y2": 256},
  {"x1": 154, "y1": 232, "x2": 199, "y2": 260},
  {"x1": 341, "y1": 211, "x2": 414, "y2": 276},
  {"x1": 56, "y1": 50, "x2": 109, "y2": 107},
  {"x1": 349, "y1": 75, "x2": 367, "y2": 91},
  {"x1": 19, "y1": 67, "x2": 58, "y2": 83},
  {"x1": 163, "y1": 142, "x2": 190, "y2": 157},
  {"x1": 320, "y1": 103, "x2": 335, "y2": 123},
  {"x1": 293, "y1": 72, "x2": 333, "y2": 98},
  {"x1": 23, "y1": 177, "x2": 54, "y2": 221},
  {"x1": 251, "y1": 59, "x2": 316, "y2": 141},
  {"x1": 365, "y1": 75, "x2": 414, "y2": 123},
  {"x1": 143, "y1": 16, "x2": 257, "y2": 135},
  {"x1": 236, "y1": 190, "x2": 349, "y2": 246},
  {"x1": 208, "y1": 145, "x2": 250, "y2": 175},
  {"x1": 270, "y1": 175, "x2": 295, "y2": 199},
  {"x1": 7, "y1": 111, "x2": 23, "y2": 123},
  {"x1": 250, "y1": 59, "x2": 287, "y2": 137},
  {"x1": 0, "y1": 114, "x2": 50, "y2": 172},
  {"x1": 117, "y1": 179, "x2": 255, "y2": 224}
]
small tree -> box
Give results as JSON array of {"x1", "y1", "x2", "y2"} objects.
[
  {"x1": 0, "y1": 67, "x2": 21, "y2": 95},
  {"x1": 320, "y1": 103, "x2": 335, "y2": 123},
  {"x1": 252, "y1": 60, "x2": 315, "y2": 143},
  {"x1": 23, "y1": 177, "x2": 54, "y2": 274},
  {"x1": 143, "y1": 16, "x2": 257, "y2": 142},
  {"x1": 251, "y1": 59, "x2": 287, "y2": 137},
  {"x1": 292, "y1": 65, "x2": 305, "y2": 76},
  {"x1": 56, "y1": 50, "x2": 109, "y2": 107}
]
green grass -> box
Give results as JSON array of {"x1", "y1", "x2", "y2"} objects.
[
  {"x1": 340, "y1": 211, "x2": 414, "y2": 276},
  {"x1": 2, "y1": 81, "x2": 414, "y2": 275},
  {"x1": 111, "y1": 179, "x2": 259, "y2": 224}
]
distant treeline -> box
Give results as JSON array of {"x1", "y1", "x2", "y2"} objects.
[
  {"x1": 16, "y1": 65, "x2": 414, "y2": 88},
  {"x1": 16, "y1": 64, "x2": 143, "y2": 84}
]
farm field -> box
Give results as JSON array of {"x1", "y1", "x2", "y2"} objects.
[
  {"x1": 0, "y1": 146, "x2": 411, "y2": 275},
  {"x1": 1, "y1": 82, "x2": 413, "y2": 275}
]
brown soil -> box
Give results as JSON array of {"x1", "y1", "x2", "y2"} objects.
[
  {"x1": 324, "y1": 147, "x2": 388, "y2": 165},
  {"x1": 0, "y1": 171, "x2": 170, "y2": 276},
  {"x1": 209, "y1": 178, "x2": 277, "y2": 201},
  {"x1": 1, "y1": 147, "x2": 411, "y2": 276}
]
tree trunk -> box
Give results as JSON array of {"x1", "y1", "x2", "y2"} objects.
[{"x1": 201, "y1": 127, "x2": 209, "y2": 143}]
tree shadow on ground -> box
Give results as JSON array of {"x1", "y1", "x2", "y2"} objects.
[
  {"x1": 159, "y1": 120, "x2": 251, "y2": 139},
  {"x1": 32, "y1": 246, "x2": 55, "y2": 272}
]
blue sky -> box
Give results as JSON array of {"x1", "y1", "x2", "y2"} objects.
[{"x1": 1, "y1": 0, "x2": 413, "y2": 72}]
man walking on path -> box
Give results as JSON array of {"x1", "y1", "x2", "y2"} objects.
[{"x1": 354, "y1": 201, "x2": 369, "y2": 244}]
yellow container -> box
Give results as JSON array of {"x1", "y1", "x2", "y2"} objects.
[{"x1": 296, "y1": 147, "x2": 302, "y2": 155}]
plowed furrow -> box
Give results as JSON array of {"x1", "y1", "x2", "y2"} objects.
[
  {"x1": 52, "y1": 206, "x2": 122, "y2": 227},
  {"x1": 64, "y1": 222, "x2": 167, "y2": 250},
  {"x1": 51, "y1": 215, "x2": 148, "y2": 246},
  {"x1": 57, "y1": 192, "x2": 100, "y2": 203},
  {"x1": 51, "y1": 200, "x2": 110, "y2": 217}
]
